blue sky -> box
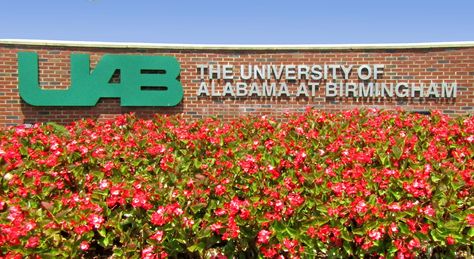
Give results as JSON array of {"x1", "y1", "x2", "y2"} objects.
[{"x1": 1, "y1": 0, "x2": 473, "y2": 44}]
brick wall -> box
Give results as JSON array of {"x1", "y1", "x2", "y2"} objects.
[{"x1": 0, "y1": 41, "x2": 473, "y2": 128}]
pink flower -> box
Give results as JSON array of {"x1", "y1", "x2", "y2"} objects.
[
  {"x1": 362, "y1": 241, "x2": 373, "y2": 250},
  {"x1": 151, "y1": 206, "x2": 167, "y2": 226},
  {"x1": 257, "y1": 229, "x2": 271, "y2": 244},
  {"x1": 80, "y1": 241, "x2": 90, "y2": 251},
  {"x1": 24, "y1": 220, "x2": 37, "y2": 231},
  {"x1": 287, "y1": 193, "x2": 304, "y2": 207},
  {"x1": 466, "y1": 135, "x2": 474, "y2": 143},
  {"x1": 368, "y1": 229, "x2": 383, "y2": 241},
  {"x1": 421, "y1": 205, "x2": 435, "y2": 217},
  {"x1": 273, "y1": 200, "x2": 284, "y2": 212},
  {"x1": 228, "y1": 198, "x2": 241, "y2": 215},
  {"x1": 183, "y1": 217, "x2": 194, "y2": 228},
  {"x1": 99, "y1": 180, "x2": 109, "y2": 189},
  {"x1": 132, "y1": 191, "x2": 151, "y2": 209},
  {"x1": 172, "y1": 207, "x2": 183, "y2": 216},
  {"x1": 7, "y1": 206, "x2": 24, "y2": 222},
  {"x1": 355, "y1": 200, "x2": 368, "y2": 214},
  {"x1": 215, "y1": 208, "x2": 226, "y2": 216},
  {"x1": 283, "y1": 238, "x2": 298, "y2": 252},
  {"x1": 268, "y1": 165, "x2": 280, "y2": 179},
  {"x1": 165, "y1": 202, "x2": 183, "y2": 217},
  {"x1": 389, "y1": 222, "x2": 398, "y2": 235},
  {"x1": 388, "y1": 203, "x2": 401, "y2": 212},
  {"x1": 215, "y1": 185, "x2": 226, "y2": 196},
  {"x1": 210, "y1": 222, "x2": 223, "y2": 233},
  {"x1": 87, "y1": 214, "x2": 104, "y2": 229},
  {"x1": 407, "y1": 238, "x2": 420, "y2": 249},
  {"x1": 103, "y1": 161, "x2": 114, "y2": 172},
  {"x1": 141, "y1": 246, "x2": 155, "y2": 259},
  {"x1": 150, "y1": 230, "x2": 164, "y2": 243},
  {"x1": 110, "y1": 186, "x2": 121, "y2": 196},
  {"x1": 25, "y1": 236, "x2": 40, "y2": 249}
]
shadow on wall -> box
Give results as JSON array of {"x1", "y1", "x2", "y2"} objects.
[{"x1": 20, "y1": 98, "x2": 184, "y2": 126}]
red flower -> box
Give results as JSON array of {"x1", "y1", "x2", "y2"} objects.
[
  {"x1": 268, "y1": 165, "x2": 280, "y2": 179},
  {"x1": 446, "y1": 236, "x2": 456, "y2": 245},
  {"x1": 257, "y1": 229, "x2": 271, "y2": 244},
  {"x1": 287, "y1": 193, "x2": 304, "y2": 207},
  {"x1": 87, "y1": 214, "x2": 104, "y2": 229},
  {"x1": 215, "y1": 185, "x2": 226, "y2": 196},
  {"x1": 260, "y1": 246, "x2": 277, "y2": 258},
  {"x1": 99, "y1": 180, "x2": 110, "y2": 190},
  {"x1": 151, "y1": 206, "x2": 168, "y2": 226},
  {"x1": 388, "y1": 203, "x2": 401, "y2": 212},
  {"x1": 168, "y1": 203, "x2": 183, "y2": 216},
  {"x1": 141, "y1": 246, "x2": 155, "y2": 259},
  {"x1": 80, "y1": 241, "x2": 90, "y2": 251},
  {"x1": 420, "y1": 205, "x2": 435, "y2": 217},
  {"x1": 25, "y1": 236, "x2": 39, "y2": 249},
  {"x1": 388, "y1": 222, "x2": 398, "y2": 235},
  {"x1": 306, "y1": 226, "x2": 317, "y2": 238},
  {"x1": 150, "y1": 230, "x2": 164, "y2": 243},
  {"x1": 74, "y1": 225, "x2": 92, "y2": 235},
  {"x1": 355, "y1": 200, "x2": 368, "y2": 214},
  {"x1": 214, "y1": 208, "x2": 226, "y2": 216},
  {"x1": 368, "y1": 229, "x2": 383, "y2": 241},
  {"x1": 283, "y1": 238, "x2": 298, "y2": 253},
  {"x1": 407, "y1": 238, "x2": 420, "y2": 250},
  {"x1": 182, "y1": 217, "x2": 194, "y2": 228},
  {"x1": 132, "y1": 190, "x2": 152, "y2": 210},
  {"x1": 273, "y1": 200, "x2": 284, "y2": 212},
  {"x1": 210, "y1": 222, "x2": 223, "y2": 234},
  {"x1": 239, "y1": 208, "x2": 250, "y2": 220},
  {"x1": 466, "y1": 214, "x2": 474, "y2": 226},
  {"x1": 24, "y1": 220, "x2": 37, "y2": 231}
]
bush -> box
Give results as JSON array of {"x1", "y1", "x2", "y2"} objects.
[{"x1": 0, "y1": 109, "x2": 473, "y2": 258}]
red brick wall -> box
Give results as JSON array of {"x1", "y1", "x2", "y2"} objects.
[{"x1": 0, "y1": 42, "x2": 473, "y2": 128}]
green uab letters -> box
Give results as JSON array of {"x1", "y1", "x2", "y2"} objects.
[{"x1": 18, "y1": 52, "x2": 183, "y2": 106}]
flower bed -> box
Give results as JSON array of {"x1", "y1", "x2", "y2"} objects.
[{"x1": 0, "y1": 109, "x2": 473, "y2": 258}]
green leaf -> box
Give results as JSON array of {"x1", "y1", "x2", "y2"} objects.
[
  {"x1": 388, "y1": 244, "x2": 398, "y2": 255},
  {"x1": 341, "y1": 228, "x2": 352, "y2": 242},
  {"x1": 98, "y1": 227, "x2": 106, "y2": 237},
  {"x1": 190, "y1": 203, "x2": 205, "y2": 213},
  {"x1": 450, "y1": 181, "x2": 464, "y2": 191},
  {"x1": 390, "y1": 190, "x2": 402, "y2": 201},
  {"x1": 193, "y1": 159, "x2": 202, "y2": 169},
  {"x1": 103, "y1": 236, "x2": 110, "y2": 247},
  {"x1": 430, "y1": 174, "x2": 442, "y2": 183},
  {"x1": 398, "y1": 223, "x2": 409, "y2": 235},
  {"x1": 430, "y1": 229, "x2": 444, "y2": 242},
  {"x1": 468, "y1": 227, "x2": 474, "y2": 237},
  {"x1": 286, "y1": 226, "x2": 298, "y2": 239},
  {"x1": 46, "y1": 122, "x2": 70, "y2": 137},
  {"x1": 188, "y1": 241, "x2": 206, "y2": 253},
  {"x1": 19, "y1": 146, "x2": 28, "y2": 156},
  {"x1": 272, "y1": 221, "x2": 285, "y2": 232},
  {"x1": 343, "y1": 241, "x2": 353, "y2": 256},
  {"x1": 113, "y1": 248, "x2": 124, "y2": 257},
  {"x1": 392, "y1": 146, "x2": 402, "y2": 160}
]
